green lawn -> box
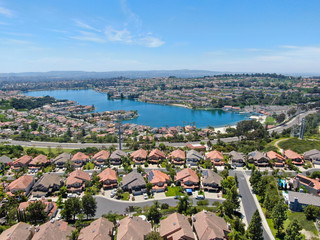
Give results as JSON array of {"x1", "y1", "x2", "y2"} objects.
[
  {"x1": 23, "y1": 146, "x2": 74, "y2": 155},
  {"x1": 265, "y1": 116, "x2": 276, "y2": 125},
  {"x1": 284, "y1": 212, "x2": 318, "y2": 235},
  {"x1": 121, "y1": 192, "x2": 130, "y2": 201},
  {"x1": 278, "y1": 138, "x2": 320, "y2": 154},
  {"x1": 165, "y1": 186, "x2": 184, "y2": 197}
]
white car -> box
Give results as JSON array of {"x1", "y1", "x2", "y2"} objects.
[{"x1": 143, "y1": 193, "x2": 148, "y2": 200}]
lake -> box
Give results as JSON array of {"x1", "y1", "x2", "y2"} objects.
[{"x1": 25, "y1": 89, "x2": 249, "y2": 128}]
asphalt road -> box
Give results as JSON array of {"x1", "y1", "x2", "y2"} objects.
[
  {"x1": 94, "y1": 196, "x2": 224, "y2": 217},
  {"x1": 235, "y1": 171, "x2": 271, "y2": 240}
]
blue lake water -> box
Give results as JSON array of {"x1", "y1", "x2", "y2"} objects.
[{"x1": 25, "y1": 89, "x2": 249, "y2": 128}]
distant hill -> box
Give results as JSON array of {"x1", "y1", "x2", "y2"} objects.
[{"x1": 0, "y1": 70, "x2": 233, "y2": 81}]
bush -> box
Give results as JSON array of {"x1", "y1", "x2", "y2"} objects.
[
  {"x1": 197, "y1": 200, "x2": 209, "y2": 206},
  {"x1": 161, "y1": 203, "x2": 169, "y2": 209}
]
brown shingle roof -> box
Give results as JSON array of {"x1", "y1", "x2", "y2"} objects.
[
  {"x1": 66, "y1": 170, "x2": 91, "y2": 185},
  {"x1": 267, "y1": 151, "x2": 285, "y2": 160},
  {"x1": 206, "y1": 150, "x2": 223, "y2": 160},
  {"x1": 130, "y1": 149, "x2": 148, "y2": 159},
  {"x1": 12, "y1": 155, "x2": 32, "y2": 166},
  {"x1": 78, "y1": 217, "x2": 113, "y2": 240},
  {"x1": 72, "y1": 152, "x2": 89, "y2": 161},
  {"x1": 193, "y1": 211, "x2": 230, "y2": 240},
  {"x1": 148, "y1": 149, "x2": 166, "y2": 159},
  {"x1": 29, "y1": 154, "x2": 50, "y2": 165},
  {"x1": 159, "y1": 212, "x2": 194, "y2": 240},
  {"x1": 117, "y1": 216, "x2": 151, "y2": 240},
  {"x1": 0, "y1": 222, "x2": 34, "y2": 240},
  {"x1": 32, "y1": 220, "x2": 75, "y2": 240},
  {"x1": 146, "y1": 170, "x2": 170, "y2": 184},
  {"x1": 284, "y1": 149, "x2": 303, "y2": 160}
]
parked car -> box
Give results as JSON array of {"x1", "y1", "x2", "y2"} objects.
[
  {"x1": 143, "y1": 193, "x2": 148, "y2": 200},
  {"x1": 196, "y1": 194, "x2": 205, "y2": 200},
  {"x1": 174, "y1": 195, "x2": 181, "y2": 199}
]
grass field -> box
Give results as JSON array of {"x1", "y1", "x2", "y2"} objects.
[
  {"x1": 165, "y1": 186, "x2": 184, "y2": 197},
  {"x1": 284, "y1": 212, "x2": 318, "y2": 235},
  {"x1": 121, "y1": 192, "x2": 130, "y2": 201},
  {"x1": 265, "y1": 116, "x2": 276, "y2": 125},
  {"x1": 23, "y1": 146, "x2": 74, "y2": 155},
  {"x1": 278, "y1": 138, "x2": 320, "y2": 153}
]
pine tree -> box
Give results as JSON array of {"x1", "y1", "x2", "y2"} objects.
[
  {"x1": 284, "y1": 220, "x2": 303, "y2": 240},
  {"x1": 245, "y1": 210, "x2": 264, "y2": 240},
  {"x1": 272, "y1": 200, "x2": 287, "y2": 234}
]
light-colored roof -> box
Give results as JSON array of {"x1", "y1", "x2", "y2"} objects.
[
  {"x1": 148, "y1": 149, "x2": 166, "y2": 159},
  {"x1": 0, "y1": 155, "x2": 11, "y2": 164},
  {"x1": 66, "y1": 170, "x2": 91, "y2": 185},
  {"x1": 117, "y1": 216, "x2": 151, "y2": 240},
  {"x1": 284, "y1": 149, "x2": 303, "y2": 160},
  {"x1": 0, "y1": 222, "x2": 34, "y2": 240},
  {"x1": 121, "y1": 171, "x2": 146, "y2": 190},
  {"x1": 98, "y1": 168, "x2": 117, "y2": 182},
  {"x1": 175, "y1": 168, "x2": 199, "y2": 183},
  {"x1": 72, "y1": 152, "x2": 89, "y2": 161},
  {"x1": 267, "y1": 151, "x2": 285, "y2": 160},
  {"x1": 287, "y1": 191, "x2": 320, "y2": 207},
  {"x1": 53, "y1": 153, "x2": 72, "y2": 163},
  {"x1": 170, "y1": 149, "x2": 186, "y2": 159},
  {"x1": 32, "y1": 220, "x2": 75, "y2": 240},
  {"x1": 29, "y1": 154, "x2": 50, "y2": 165},
  {"x1": 206, "y1": 150, "x2": 223, "y2": 160},
  {"x1": 34, "y1": 173, "x2": 63, "y2": 189},
  {"x1": 159, "y1": 212, "x2": 194, "y2": 240},
  {"x1": 7, "y1": 175, "x2": 34, "y2": 192},
  {"x1": 78, "y1": 217, "x2": 113, "y2": 240},
  {"x1": 193, "y1": 211, "x2": 230, "y2": 240},
  {"x1": 146, "y1": 170, "x2": 170, "y2": 184},
  {"x1": 248, "y1": 151, "x2": 267, "y2": 161},
  {"x1": 110, "y1": 150, "x2": 127, "y2": 159},
  {"x1": 186, "y1": 150, "x2": 203, "y2": 160},
  {"x1": 130, "y1": 149, "x2": 148, "y2": 159},
  {"x1": 202, "y1": 170, "x2": 222, "y2": 185},
  {"x1": 304, "y1": 149, "x2": 320, "y2": 158},
  {"x1": 229, "y1": 151, "x2": 244, "y2": 161},
  {"x1": 92, "y1": 150, "x2": 110, "y2": 160}
]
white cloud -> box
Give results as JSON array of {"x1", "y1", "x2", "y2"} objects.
[
  {"x1": 73, "y1": 19, "x2": 101, "y2": 32},
  {"x1": 70, "y1": 31, "x2": 106, "y2": 43},
  {"x1": 0, "y1": 6, "x2": 13, "y2": 17},
  {"x1": 140, "y1": 36, "x2": 165, "y2": 48},
  {"x1": 105, "y1": 26, "x2": 132, "y2": 43}
]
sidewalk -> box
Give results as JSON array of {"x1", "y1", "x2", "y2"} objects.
[{"x1": 243, "y1": 172, "x2": 275, "y2": 240}]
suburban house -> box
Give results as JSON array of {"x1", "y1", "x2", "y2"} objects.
[
  {"x1": 169, "y1": 149, "x2": 186, "y2": 165},
  {"x1": 28, "y1": 154, "x2": 50, "y2": 170},
  {"x1": 6, "y1": 175, "x2": 35, "y2": 196},
  {"x1": 202, "y1": 169, "x2": 223, "y2": 192},
  {"x1": 146, "y1": 170, "x2": 170, "y2": 192},
  {"x1": 66, "y1": 170, "x2": 91, "y2": 193},
  {"x1": 148, "y1": 149, "x2": 166, "y2": 164},
  {"x1": 159, "y1": 212, "x2": 194, "y2": 240},
  {"x1": 78, "y1": 217, "x2": 114, "y2": 240},
  {"x1": 117, "y1": 216, "x2": 152, "y2": 240},
  {"x1": 229, "y1": 151, "x2": 245, "y2": 167},
  {"x1": 186, "y1": 150, "x2": 203, "y2": 166},
  {"x1": 206, "y1": 150, "x2": 224, "y2": 166},
  {"x1": 109, "y1": 150, "x2": 127, "y2": 165},
  {"x1": 284, "y1": 149, "x2": 304, "y2": 165},
  {"x1": 71, "y1": 152, "x2": 89, "y2": 167},
  {"x1": 53, "y1": 152, "x2": 72, "y2": 168},
  {"x1": 18, "y1": 198, "x2": 58, "y2": 219},
  {"x1": 32, "y1": 173, "x2": 64, "y2": 197},
  {"x1": 304, "y1": 149, "x2": 320, "y2": 165},
  {"x1": 248, "y1": 151, "x2": 269, "y2": 167},
  {"x1": 130, "y1": 149, "x2": 148, "y2": 164},
  {"x1": 175, "y1": 168, "x2": 199, "y2": 190},
  {"x1": 293, "y1": 174, "x2": 320, "y2": 196},
  {"x1": 32, "y1": 220, "x2": 75, "y2": 240},
  {"x1": 98, "y1": 168, "x2": 118, "y2": 189},
  {"x1": 120, "y1": 171, "x2": 146, "y2": 195},
  {"x1": 11, "y1": 155, "x2": 33, "y2": 170},
  {"x1": 92, "y1": 150, "x2": 110, "y2": 167},
  {"x1": 267, "y1": 151, "x2": 286, "y2": 167},
  {"x1": 193, "y1": 211, "x2": 230, "y2": 240},
  {"x1": 0, "y1": 222, "x2": 34, "y2": 240},
  {"x1": 284, "y1": 191, "x2": 320, "y2": 212},
  {"x1": 186, "y1": 143, "x2": 206, "y2": 151}
]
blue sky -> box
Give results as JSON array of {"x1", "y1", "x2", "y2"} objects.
[{"x1": 0, "y1": 0, "x2": 320, "y2": 73}]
